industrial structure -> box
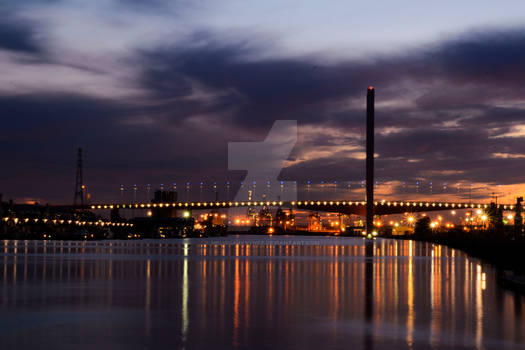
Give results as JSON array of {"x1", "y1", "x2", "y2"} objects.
[
  {"x1": 73, "y1": 148, "x2": 85, "y2": 206},
  {"x1": 366, "y1": 86, "x2": 375, "y2": 238}
]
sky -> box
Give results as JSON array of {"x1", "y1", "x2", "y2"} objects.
[{"x1": 1, "y1": 0, "x2": 525, "y2": 204}]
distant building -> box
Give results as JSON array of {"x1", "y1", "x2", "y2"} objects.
[
  {"x1": 131, "y1": 217, "x2": 193, "y2": 238},
  {"x1": 392, "y1": 225, "x2": 414, "y2": 235}
]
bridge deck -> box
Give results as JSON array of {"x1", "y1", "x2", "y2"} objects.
[{"x1": 85, "y1": 200, "x2": 514, "y2": 215}]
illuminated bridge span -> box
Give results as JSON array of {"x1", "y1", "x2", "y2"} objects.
[
  {"x1": 88, "y1": 200, "x2": 515, "y2": 215},
  {"x1": 2, "y1": 217, "x2": 133, "y2": 228}
]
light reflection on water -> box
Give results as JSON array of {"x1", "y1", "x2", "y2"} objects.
[{"x1": 0, "y1": 237, "x2": 524, "y2": 349}]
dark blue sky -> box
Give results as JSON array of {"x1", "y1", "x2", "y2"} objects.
[{"x1": 1, "y1": 1, "x2": 525, "y2": 203}]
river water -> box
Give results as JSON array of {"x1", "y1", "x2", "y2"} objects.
[{"x1": 0, "y1": 236, "x2": 524, "y2": 349}]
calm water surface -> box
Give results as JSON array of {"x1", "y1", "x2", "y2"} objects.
[{"x1": 0, "y1": 236, "x2": 524, "y2": 349}]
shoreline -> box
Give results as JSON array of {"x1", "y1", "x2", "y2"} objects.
[{"x1": 387, "y1": 231, "x2": 525, "y2": 293}]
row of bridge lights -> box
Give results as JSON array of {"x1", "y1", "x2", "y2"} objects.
[
  {"x1": 92, "y1": 201, "x2": 514, "y2": 210},
  {"x1": 2, "y1": 217, "x2": 133, "y2": 227},
  {"x1": 92, "y1": 201, "x2": 285, "y2": 210}
]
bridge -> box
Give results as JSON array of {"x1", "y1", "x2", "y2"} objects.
[
  {"x1": 87, "y1": 199, "x2": 515, "y2": 216},
  {"x1": 81, "y1": 86, "x2": 519, "y2": 235},
  {"x1": 64, "y1": 86, "x2": 521, "y2": 236}
]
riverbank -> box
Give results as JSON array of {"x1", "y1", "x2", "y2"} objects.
[{"x1": 389, "y1": 229, "x2": 525, "y2": 291}]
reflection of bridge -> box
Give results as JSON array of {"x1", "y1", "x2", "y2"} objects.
[{"x1": 87, "y1": 200, "x2": 515, "y2": 216}]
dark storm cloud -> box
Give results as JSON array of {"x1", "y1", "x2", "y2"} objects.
[
  {"x1": 0, "y1": 94, "x2": 137, "y2": 201},
  {"x1": 0, "y1": 93, "x2": 242, "y2": 202},
  {"x1": 0, "y1": 18, "x2": 42, "y2": 53},
  {"x1": 4, "y1": 22, "x2": 525, "y2": 202},
  {"x1": 430, "y1": 29, "x2": 525, "y2": 85},
  {"x1": 134, "y1": 29, "x2": 525, "y2": 188},
  {"x1": 139, "y1": 42, "x2": 374, "y2": 129},
  {"x1": 139, "y1": 28, "x2": 525, "y2": 129}
]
